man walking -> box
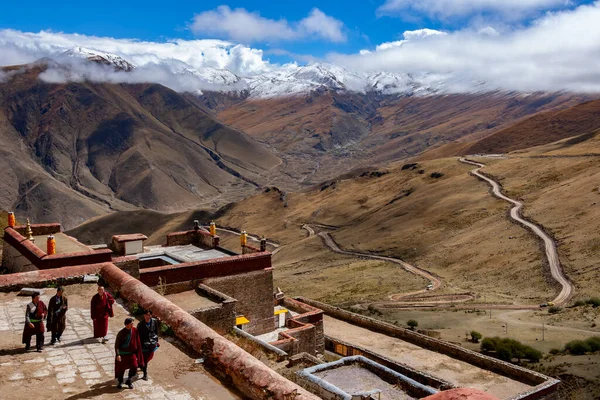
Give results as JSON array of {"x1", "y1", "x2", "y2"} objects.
[
  {"x1": 115, "y1": 317, "x2": 144, "y2": 389},
  {"x1": 48, "y1": 286, "x2": 68, "y2": 345},
  {"x1": 22, "y1": 292, "x2": 47, "y2": 352},
  {"x1": 90, "y1": 286, "x2": 114, "y2": 343},
  {"x1": 137, "y1": 310, "x2": 160, "y2": 380}
]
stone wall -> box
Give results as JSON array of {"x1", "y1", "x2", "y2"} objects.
[
  {"x1": 188, "y1": 284, "x2": 237, "y2": 335},
  {"x1": 272, "y1": 323, "x2": 316, "y2": 356},
  {"x1": 297, "y1": 297, "x2": 561, "y2": 399},
  {"x1": 202, "y1": 269, "x2": 274, "y2": 335},
  {"x1": 282, "y1": 297, "x2": 324, "y2": 354},
  {"x1": 1, "y1": 240, "x2": 37, "y2": 272},
  {"x1": 139, "y1": 252, "x2": 272, "y2": 287},
  {"x1": 166, "y1": 230, "x2": 219, "y2": 248},
  {"x1": 2, "y1": 228, "x2": 112, "y2": 270},
  {"x1": 112, "y1": 256, "x2": 140, "y2": 279},
  {"x1": 14, "y1": 223, "x2": 61, "y2": 236}
]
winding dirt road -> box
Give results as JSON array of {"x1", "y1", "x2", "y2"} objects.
[
  {"x1": 459, "y1": 157, "x2": 573, "y2": 306},
  {"x1": 301, "y1": 224, "x2": 446, "y2": 302}
]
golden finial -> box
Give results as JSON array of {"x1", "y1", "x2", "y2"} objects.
[{"x1": 25, "y1": 218, "x2": 35, "y2": 242}]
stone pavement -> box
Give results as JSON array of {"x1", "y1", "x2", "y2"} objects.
[{"x1": 0, "y1": 294, "x2": 203, "y2": 399}]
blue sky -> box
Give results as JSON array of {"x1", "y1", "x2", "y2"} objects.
[
  {"x1": 2, "y1": 0, "x2": 586, "y2": 64},
  {"x1": 0, "y1": 0, "x2": 425, "y2": 63}
]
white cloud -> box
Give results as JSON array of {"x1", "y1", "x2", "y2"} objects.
[
  {"x1": 377, "y1": 0, "x2": 574, "y2": 20},
  {"x1": 0, "y1": 29, "x2": 274, "y2": 76},
  {"x1": 376, "y1": 29, "x2": 447, "y2": 51},
  {"x1": 330, "y1": 1, "x2": 600, "y2": 92},
  {"x1": 190, "y1": 6, "x2": 346, "y2": 43}
]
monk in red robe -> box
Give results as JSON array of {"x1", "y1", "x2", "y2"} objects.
[
  {"x1": 115, "y1": 317, "x2": 144, "y2": 389},
  {"x1": 90, "y1": 286, "x2": 114, "y2": 343},
  {"x1": 22, "y1": 292, "x2": 47, "y2": 352}
]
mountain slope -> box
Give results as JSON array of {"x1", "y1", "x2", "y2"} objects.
[
  {"x1": 0, "y1": 63, "x2": 280, "y2": 228},
  {"x1": 465, "y1": 98, "x2": 600, "y2": 154},
  {"x1": 213, "y1": 90, "x2": 593, "y2": 186}
]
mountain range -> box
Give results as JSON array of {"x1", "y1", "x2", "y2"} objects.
[{"x1": 1, "y1": 49, "x2": 599, "y2": 229}]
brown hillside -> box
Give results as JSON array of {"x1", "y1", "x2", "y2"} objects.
[
  {"x1": 0, "y1": 63, "x2": 280, "y2": 228},
  {"x1": 466, "y1": 98, "x2": 600, "y2": 154},
  {"x1": 215, "y1": 91, "x2": 593, "y2": 185}
]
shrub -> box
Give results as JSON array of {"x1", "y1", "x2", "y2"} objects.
[
  {"x1": 470, "y1": 331, "x2": 483, "y2": 343},
  {"x1": 549, "y1": 348, "x2": 561, "y2": 355},
  {"x1": 548, "y1": 306, "x2": 561, "y2": 314},
  {"x1": 573, "y1": 300, "x2": 586, "y2": 307},
  {"x1": 587, "y1": 297, "x2": 600, "y2": 308},
  {"x1": 585, "y1": 336, "x2": 600, "y2": 352},
  {"x1": 407, "y1": 319, "x2": 419, "y2": 330},
  {"x1": 564, "y1": 340, "x2": 591, "y2": 355},
  {"x1": 160, "y1": 322, "x2": 174, "y2": 336},
  {"x1": 129, "y1": 302, "x2": 144, "y2": 316},
  {"x1": 481, "y1": 337, "x2": 497, "y2": 352},
  {"x1": 480, "y1": 336, "x2": 542, "y2": 362}
]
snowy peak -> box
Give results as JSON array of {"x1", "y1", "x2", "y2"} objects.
[{"x1": 63, "y1": 47, "x2": 136, "y2": 71}]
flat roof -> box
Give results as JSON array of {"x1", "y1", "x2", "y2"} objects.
[
  {"x1": 140, "y1": 244, "x2": 231, "y2": 263},
  {"x1": 0, "y1": 284, "x2": 240, "y2": 399},
  {"x1": 32, "y1": 233, "x2": 93, "y2": 255},
  {"x1": 165, "y1": 290, "x2": 220, "y2": 310},
  {"x1": 324, "y1": 316, "x2": 532, "y2": 399}
]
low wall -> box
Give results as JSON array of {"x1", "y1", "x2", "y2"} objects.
[
  {"x1": 139, "y1": 252, "x2": 271, "y2": 287},
  {"x1": 0, "y1": 264, "x2": 319, "y2": 400},
  {"x1": 201, "y1": 268, "x2": 274, "y2": 335},
  {"x1": 282, "y1": 297, "x2": 324, "y2": 354},
  {"x1": 166, "y1": 230, "x2": 219, "y2": 248},
  {"x1": 233, "y1": 327, "x2": 289, "y2": 361},
  {"x1": 0, "y1": 263, "x2": 107, "y2": 292},
  {"x1": 297, "y1": 297, "x2": 561, "y2": 399},
  {"x1": 189, "y1": 284, "x2": 237, "y2": 335},
  {"x1": 2, "y1": 228, "x2": 113, "y2": 270},
  {"x1": 324, "y1": 336, "x2": 453, "y2": 390},
  {"x1": 14, "y1": 223, "x2": 61, "y2": 236},
  {"x1": 112, "y1": 256, "x2": 140, "y2": 279}
]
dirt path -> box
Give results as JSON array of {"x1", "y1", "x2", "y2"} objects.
[
  {"x1": 301, "y1": 224, "x2": 453, "y2": 304},
  {"x1": 459, "y1": 157, "x2": 573, "y2": 306}
]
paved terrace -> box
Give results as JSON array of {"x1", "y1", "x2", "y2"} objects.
[{"x1": 0, "y1": 284, "x2": 240, "y2": 400}]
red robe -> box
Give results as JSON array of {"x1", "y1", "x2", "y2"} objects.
[
  {"x1": 22, "y1": 301, "x2": 47, "y2": 344},
  {"x1": 114, "y1": 327, "x2": 144, "y2": 377},
  {"x1": 90, "y1": 292, "x2": 114, "y2": 338}
]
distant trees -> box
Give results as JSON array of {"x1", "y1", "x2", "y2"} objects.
[
  {"x1": 481, "y1": 336, "x2": 542, "y2": 362},
  {"x1": 470, "y1": 331, "x2": 483, "y2": 343},
  {"x1": 407, "y1": 319, "x2": 419, "y2": 330},
  {"x1": 564, "y1": 337, "x2": 600, "y2": 355}
]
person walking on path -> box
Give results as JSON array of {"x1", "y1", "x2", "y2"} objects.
[
  {"x1": 137, "y1": 310, "x2": 160, "y2": 380},
  {"x1": 48, "y1": 286, "x2": 68, "y2": 345},
  {"x1": 22, "y1": 292, "x2": 47, "y2": 352},
  {"x1": 90, "y1": 285, "x2": 114, "y2": 343},
  {"x1": 115, "y1": 317, "x2": 144, "y2": 389}
]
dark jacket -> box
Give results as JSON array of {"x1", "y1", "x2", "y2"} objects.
[{"x1": 137, "y1": 318, "x2": 160, "y2": 352}]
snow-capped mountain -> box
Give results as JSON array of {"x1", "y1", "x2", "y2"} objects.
[
  {"x1": 63, "y1": 47, "x2": 136, "y2": 72},
  {"x1": 56, "y1": 48, "x2": 436, "y2": 98}
]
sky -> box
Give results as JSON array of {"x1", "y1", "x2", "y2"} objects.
[{"x1": 1, "y1": 0, "x2": 600, "y2": 93}]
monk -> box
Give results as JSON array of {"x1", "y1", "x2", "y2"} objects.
[
  {"x1": 22, "y1": 292, "x2": 47, "y2": 352},
  {"x1": 47, "y1": 286, "x2": 68, "y2": 345},
  {"x1": 115, "y1": 317, "x2": 144, "y2": 389},
  {"x1": 90, "y1": 286, "x2": 114, "y2": 343},
  {"x1": 137, "y1": 310, "x2": 160, "y2": 380}
]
